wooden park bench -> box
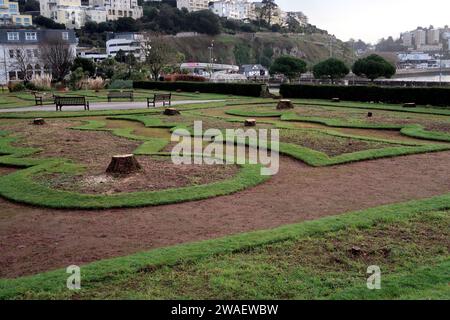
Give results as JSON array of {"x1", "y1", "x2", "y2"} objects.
[
  {"x1": 147, "y1": 93, "x2": 172, "y2": 108},
  {"x1": 107, "y1": 90, "x2": 134, "y2": 102},
  {"x1": 33, "y1": 92, "x2": 55, "y2": 106},
  {"x1": 54, "y1": 96, "x2": 89, "y2": 111}
]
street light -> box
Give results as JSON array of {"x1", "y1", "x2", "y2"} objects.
[{"x1": 208, "y1": 40, "x2": 215, "y2": 79}]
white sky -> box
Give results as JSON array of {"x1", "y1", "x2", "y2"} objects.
[{"x1": 271, "y1": 0, "x2": 450, "y2": 43}]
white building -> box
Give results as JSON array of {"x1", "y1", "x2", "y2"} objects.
[
  {"x1": 209, "y1": 0, "x2": 256, "y2": 21},
  {"x1": 106, "y1": 33, "x2": 144, "y2": 59},
  {"x1": 90, "y1": 0, "x2": 143, "y2": 21},
  {"x1": 40, "y1": 0, "x2": 143, "y2": 28},
  {"x1": 0, "y1": 29, "x2": 78, "y2": 84},
  {"x1": 177, "y1": 0, "x2": 210, "y2": 12},
  {"x1": 413, "y1": 29, "x2": 426, "y2": 49},
  {"x1": 427, "y1": 28, "x2": 440, "y2": 45},
  {"x1": 401, "y1": 32, "x2": 413, "y2": 48}
]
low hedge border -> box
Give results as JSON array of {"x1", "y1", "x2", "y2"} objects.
[
  {"x1": 280, "y1": 84, "x2": 450, "y2": 107},
  {"x1": 134, "y1": 81, "x2": 266, "y2": 97},
  {"x1": 1, "y1": 193, "x2": 449, "y2": 299}
]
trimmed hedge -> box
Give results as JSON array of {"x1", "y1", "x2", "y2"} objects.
[
  {"x1": 280, "y1": 84, "x2": 450, "y2": 106},
  {"x1": 133, "y1": 81, "x2": 265, "y2": 97}
]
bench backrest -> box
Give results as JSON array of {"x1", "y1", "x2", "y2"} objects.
[
  {"x1": 154, "y1": 93, "x2": 171, "y2": 100},
  {"x1": 108, "y1": 91, "x2": 133, "y2": 97},
  {"x1": 54, "y1": 96, "x2": 86, "y2": 105}
]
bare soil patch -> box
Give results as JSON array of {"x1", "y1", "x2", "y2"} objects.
[
  {"x1": 34, "y1": 156, "x2": 239, "y2": 194},
  {"x1": 280, "y1": 129, "x2": 402, "y2": 156},
  {"x1": 1, "y1": 151, "x2": 450, "y2": 278}
]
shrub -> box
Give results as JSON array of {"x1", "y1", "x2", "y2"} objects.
[
  {"x1": 280, "y1": 84, "x2": 450, "y2": 107},
  {"x1": 84, "y1": 77, "x2": 106, "y2": 90},
  {"x1": 133, "y1": 81, "x2": 265, "y2": 97},
  {"x1": 7, "y1": 81, "x2": 25, "y2": 92},
  {"x1": 109, "y1": 79, "x2": 133, "y2": 89},
  {"x1": 30, "y1": 74, "x2": 53, "y2": 91},
  {"x1": 164, "y1": 74, "x2": 206, "y2": 82}
]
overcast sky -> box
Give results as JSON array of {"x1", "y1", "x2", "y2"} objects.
[{"x1": 272, "y1": 0, "x2": 450, "y2": 43}]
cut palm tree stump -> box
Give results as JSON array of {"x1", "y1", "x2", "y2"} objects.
[
  {"x1": 163, "y1": 108, "x2": 180, "y2": 116},
  {"x1": 245, "y1": 119, "x2": 256, "y2": 127},
  {"x1": 32, "y1": 118, "x2": 45, "y2": 125},
  {"x1": 276, "y1": 99, "x2": 294, "y2": 110},
  {"x1": 403, "y1": 102, "x2": 416, "y2": 108},
  {"x1": 106, "y1": 154, "x2": 142, "y2": 175},
  {"x1": 331, "y1": 98, "x2": 340, "y2": 103}
]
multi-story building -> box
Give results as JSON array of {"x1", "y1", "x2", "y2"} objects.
[
  {"x1": 0, "y1": 0, "x2": 32, "y2": 27},
  {"x1": 0, "y1": 29, "x2": 78, "y2": 84},
  {"x1": 40, "y1": 0, "x2": 142, "y2": 28},
  {"x1": 105, "y1": 32, "x2": 144, "y2": 60},
  {"x1": 177, "y1": 0, "x2": 210, "y2": 12},
  {"x1": 286, "y1": 11, "x2": 308, "y2": 26},
  {"x1": 401, "y1": 32, "x2": 413, "y2": 48},
  {"x1": 427, "y1": 28, "x2": 440, "y2": 45},
  {"x1": 209, "y1": 0, "x2": 256, "y2": 20},
  {"x1": 413, "y1": 29, "x2": 426, "y2": 49},
  {"x1": 90, "y1": 0, "x2": 143, "y2": 21}
]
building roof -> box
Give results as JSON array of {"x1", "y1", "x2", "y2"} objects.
[{"x1": 0, "y1": 29, "x2": 77, "y2": 45}]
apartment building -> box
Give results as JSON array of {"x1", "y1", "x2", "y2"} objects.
[
  {"x1": 0, "y1": 0, "x2": 32, "y2": 27},
  {"x1": 177, "y1": 0, "x2": 210, "y2": 12},
  {"x1": 90, "y1": 0, "x2": 143, "y2": 21},
  {"x1": 0, "y1": 29, "x2": 77, "y2": 84},
  {"x1": 40, "y1": 0, "x2": 143, "y2": 28},
  {"x1": 209, "y1": 0, "x2": 257, "y2": 21},
  {"x1": 413, "y1": 29, "x2": 426, "y2": 49},
  {"x1": 427, "y1": 28, "x2": 440, "y2": 45}
]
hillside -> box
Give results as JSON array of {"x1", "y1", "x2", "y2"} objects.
[{"x1": 163, "y1": 32, "x2": 356, "y2": 68}]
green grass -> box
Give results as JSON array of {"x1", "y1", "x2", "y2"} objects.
[
  {"x1": 0, "y1": 119, "x2": 269, "y2": 209},
  {"x1": 0, "y1": 195, "x2": 449, "y2": 299}
]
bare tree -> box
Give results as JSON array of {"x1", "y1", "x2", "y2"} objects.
[
  {"x1": 39, "y1": 38, "x2": 75, "y2": 82},
  {"x1": 141, "y1": 36, "x2": 178, "y2": 81},
  {"x1": 9, "y1": 45, "x2": 35, "y2": 81}
]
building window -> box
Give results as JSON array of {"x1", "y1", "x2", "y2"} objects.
[
  {"x1": 33, "y1": 49, "x2": 39, "y2": 57},
  {"x1": 25, "y1": 32, "x2": 37, "y2": 41},
  {"x1": 8, "y1": 49, "x2": 14, "y2": 58},
  {"x1": 7, "y1": 32, "x2": 19, "y2": 41},
  {"x1": 8, "y1": 71, "x2": 16, "y2": 81},
  {"x1": 26, "y1": 49, "x2": 33, "y2": 58},
  {"x1": 62, "y1": 32, "x2": 69, "y2": 40}
]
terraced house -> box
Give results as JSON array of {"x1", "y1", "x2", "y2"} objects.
[{"x1": 0, "y1": 29, "x2": 77, "y2": 84}]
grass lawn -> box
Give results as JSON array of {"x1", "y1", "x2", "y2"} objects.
[{"x1": 0, "y1": 94, "x2": 449, "y2": 300}]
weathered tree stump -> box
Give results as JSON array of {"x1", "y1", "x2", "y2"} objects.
[
  {"x1": 32, "y1": 118, "x2": 45, "y2": 125},
  {"x1": 245, "y1": 119, "x2": 256, "y2": 127},
  {"x1": 403, "y1": 102, "x2": 416, "y2": 108},
  {"x1": 276, "y1": 99, "x2": 294, "y2": 110},
  {"x1": 331, "y1": 98, "x2": 340, "y2": 103},
  {"x1": 106, "y1": 154, "x2": 142, "y2": 175},
  {"x1": 163, "y1": 108, "x2": 181, "y2": 116}
]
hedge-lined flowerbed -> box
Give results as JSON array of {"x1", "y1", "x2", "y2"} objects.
[
  {"x1": 280, "y1": 84, "x2": 450, "y2": 106},
  {"x1": 133, "y1": 81, "x2": 266, "y2": 97}
]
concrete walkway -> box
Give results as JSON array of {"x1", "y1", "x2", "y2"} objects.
[{"x1": 0, "y1": 99, "x2": 225, "y2": 113}]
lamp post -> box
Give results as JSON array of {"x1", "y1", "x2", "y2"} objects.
[{"x1": 208, "y1": 40, "x2": 214, "y2": 79}]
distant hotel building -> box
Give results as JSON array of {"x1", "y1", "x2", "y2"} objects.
[
  {"x1": 40, "y1": 0, "x2": 143, "y2": 28},
  {"x1": 0, "y1": 0, "x2": 32, "y2": 27},
  {"x1": 106, "y1": 32, "x2": 144, "y2": 60},
  {"x1": 209, "y1": 0, "x2": 257, "y2": 21},
  {"x1": 0, "y1": 29, "x2": 78, "y2": 84},
  {"x1": 176, "y1": 0, "x2": 210, "y2": 12}
]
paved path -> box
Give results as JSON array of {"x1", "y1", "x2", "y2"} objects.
[{"x1": 0, "y1": 100, "x2": 225, "y2": 113}]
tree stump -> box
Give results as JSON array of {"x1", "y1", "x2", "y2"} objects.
[
  {"x1": 331, "y1": 98, "x2": 340, "y2": 103},
  {"x1": 32, "y1": 118, "x2": 45, "y2": 125},
  {"x1": 245, "y1": 119, "x2": 256, "y2": 127},
  {"x1": 106, "y1": 154, "x2": 142, "y2": 175},
  {"x1": 163, "y1": 108, "x2": 180, "y2": 116},
  {"x1": 276, "y1": 99, "x2": 294, "y2": 110},
  {"x1": 403, "y1": 102, "x2": 416, "y2": 108}
]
